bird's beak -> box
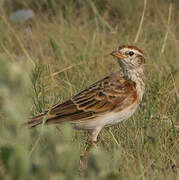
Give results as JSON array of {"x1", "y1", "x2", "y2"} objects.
[{"x1": 110, "y1": 51, "x2": 126, "y2": 60}]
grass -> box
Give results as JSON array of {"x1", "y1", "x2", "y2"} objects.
[{"x1": 0, "y1": 0, "x2": 178, "y2": 179}]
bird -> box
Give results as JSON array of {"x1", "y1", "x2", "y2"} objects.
[{"x1": 28, "y1": 45, "x2": 146, "y2": 146}]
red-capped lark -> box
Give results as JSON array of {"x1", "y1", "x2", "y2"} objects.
[{"x1": 28, "y1": 45, "x2": 146, "y2": 146}]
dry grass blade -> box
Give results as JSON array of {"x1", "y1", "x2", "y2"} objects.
[
  {"x1": 160, "y1": 2, "x2": 173, "y2": 55},
  {"x1": 134, "y1": 0, "x2": 147, "y2": 43}
]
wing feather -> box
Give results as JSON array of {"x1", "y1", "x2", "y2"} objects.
[{"x1": 28, "y1": 72, "x2": 138, "y2": 127}]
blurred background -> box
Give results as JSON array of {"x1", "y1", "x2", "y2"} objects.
[{"x1": 0, "y1": 0, "x2": 178, "y2": 179}]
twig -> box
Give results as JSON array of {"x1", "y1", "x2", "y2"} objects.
[{"x1": 51, "y1": 63, "x2": 83, "y2": 76}]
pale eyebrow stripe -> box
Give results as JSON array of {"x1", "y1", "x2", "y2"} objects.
[{"x1": 121, "y1": 48, "x2": 143, "y2": 56}]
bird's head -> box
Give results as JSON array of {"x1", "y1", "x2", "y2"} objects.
[{"x1": 111, "y1": 45, "x2": 145, "y2": 70}]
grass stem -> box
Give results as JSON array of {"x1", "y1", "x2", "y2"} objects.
[
  {"x1": 134, "y1": 0, "x2": 147, "y2": 43},
  {"x1": 160, "y1": 2, "x2": 173, "y2": 55}
]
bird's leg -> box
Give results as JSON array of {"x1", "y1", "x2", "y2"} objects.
[
  {"x1": 90, "y1": 127, "x2": 102, "y2": 147},
  {"x1": 78, "y1": 127, "x2": 102, "y2": 176}
]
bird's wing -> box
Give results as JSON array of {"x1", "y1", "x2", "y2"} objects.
[{"x1": 28, "y1": 72, "x2": 137, "y2": 127}]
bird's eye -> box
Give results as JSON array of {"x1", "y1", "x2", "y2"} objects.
[{"x1": 129, "y1": 51, "x2": 134, "y2": 56}]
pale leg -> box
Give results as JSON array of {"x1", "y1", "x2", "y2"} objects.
[{"x1": 90, "y1": 127, "x2": 102, "y2": 147}]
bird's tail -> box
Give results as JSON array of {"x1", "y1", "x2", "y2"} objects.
[{"x1": 27, "y1": 111, "x2": 67, "y2": 128}]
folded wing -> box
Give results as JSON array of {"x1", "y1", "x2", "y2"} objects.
[{"x1": 28, "y1": 72, "x2": 137, "y2": 128}]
